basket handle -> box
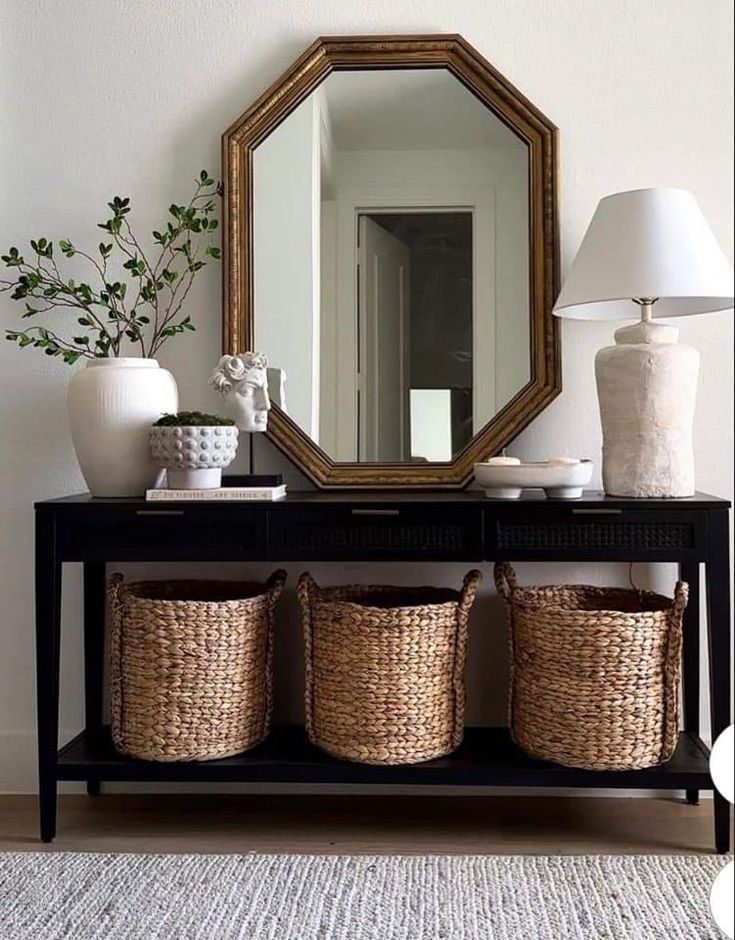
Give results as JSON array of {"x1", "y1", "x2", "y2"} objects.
[
  {"x1": 297, "y1": 572, "x2": 319, "y2": 739},
  {"x1": 458, "y1": 569, "x2": 482, "y2": 615},
  {"x1": 107, "y1": 573, "x2": 125, "y2": 751},
  {"x1": 107, "y1": 571, "x2": 125, "y2": 610},
  {"x1": 672, "y1": 580, "x2": 689, "y2": 621},
  {"x1": 297, "y1": 572, "x2": 318, "y2": 609},
  {"x1": 494, "y1": 562, "x2": 517, "y2": 603},
  {"x1": 266, "y1": 569, "x2": 288, "y2": 605}
]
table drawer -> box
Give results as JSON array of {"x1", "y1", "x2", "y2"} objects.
[
  {"x1": 58, "y1": 508, "x2": 267, "y2": 561},
  {"x1": 269, "y1": 506, "x2": 483, "y2": 560},
  {"x1": 485, "y1": 507, "x2": 706, "y2": 560}
]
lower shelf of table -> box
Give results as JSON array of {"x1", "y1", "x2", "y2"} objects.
[{"x1": 56, "y1": 727, "x2": 713, "y2": 789}]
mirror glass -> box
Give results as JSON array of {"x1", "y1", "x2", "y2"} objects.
[{"x1": 253, "y1": 69, "x2": 530, "y2": 463}]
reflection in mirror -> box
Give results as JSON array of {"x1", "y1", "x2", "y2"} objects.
[{"x1": 253, "y1": 69, "x2": 530, "y2": 464}]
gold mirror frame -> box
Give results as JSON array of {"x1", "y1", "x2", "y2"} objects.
[{"x1": 223, "y1": 34, "x2": 560, "y2": 488}]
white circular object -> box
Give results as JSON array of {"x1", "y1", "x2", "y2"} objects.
[
  {"x1": 474, "y1": 460, "x2": 594, "y2": 500},
  {"x1": 710, "y1": 725, "x2": 735, "y2": 805},
  {"x1": 484, "y1": 456, "x2": 522, "y2": 466},
  {"x1": 548, "y1": 456, "x2": 581, "y2": 465},
  {"x1": 483, "y1": 486, "x2": 523, "y2": 500},
  {"x1": 710, "y1": 861, "x2": 734, "y2": 939}
]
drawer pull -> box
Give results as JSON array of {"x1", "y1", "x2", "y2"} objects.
[
  {"x1": 350, "y1": 509, "x2": 400, "y2": 517},
  {"x1": 571, "y1": 509, "x2": 623, "y2": 515},
  {"x1": 135, "y1": 510, "x2": 185, "y2": 517}
]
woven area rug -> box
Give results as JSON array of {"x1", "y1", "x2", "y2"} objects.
[{"x1": 0, "y1": 852, "x2": 727, "y2": 939}]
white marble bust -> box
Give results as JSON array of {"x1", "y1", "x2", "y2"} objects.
[{"x1": 209, "y1": 352, "x2": 271, "y2": 432}]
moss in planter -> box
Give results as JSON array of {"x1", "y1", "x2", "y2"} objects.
[{"x1": 153, "y1": 411, "x2": 235, "y2": 427}]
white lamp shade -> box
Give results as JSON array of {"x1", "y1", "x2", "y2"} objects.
[{"x1": 554, "y1": 188, "x2": 734, "y2": 320}]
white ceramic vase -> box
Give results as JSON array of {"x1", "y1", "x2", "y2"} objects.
[{"x1": 68, "y1": 358, "x2": 179, "y2": 497}]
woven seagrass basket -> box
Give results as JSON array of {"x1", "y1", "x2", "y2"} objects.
[
  {"x1": 494, "y1": 563, "x2": 688, "y2": 771},
  {"x1": 297, "y1": 570, "x2": 482, "y2": 765},
  {"x1": 109, "y1": 570, "x2": 286, "y2": 762}
]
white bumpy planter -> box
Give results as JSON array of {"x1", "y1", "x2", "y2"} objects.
[
  {"x1": 68, "y1": 358, "x2": 179, "y2": 497},
  {"x1": 150, "y1": 425, "x2": 239, "y2": 489}
]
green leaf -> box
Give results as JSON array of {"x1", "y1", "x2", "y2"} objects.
[
  {"x1": 2, "y1": 246, "x2": 23, "y2": 266},
  {"x1": 77, "y1": 284, "x2": 94, "y2": 304}
]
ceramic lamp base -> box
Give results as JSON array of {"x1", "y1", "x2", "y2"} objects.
[{"x1": 595, "y1": 321, "x2": 699, "y2": 498}]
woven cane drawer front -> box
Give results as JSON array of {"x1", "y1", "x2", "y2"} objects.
[
  {"x1": 487, "y1": 509, "x2": 703, "y2": 559},
  {"x1": 269, "y1": 508, "x2": 482, "y2": 560}
]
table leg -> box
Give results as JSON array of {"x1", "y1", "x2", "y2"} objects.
[
  {"x1": 680, "y1": 560, "x2": 701, "y2": 805},
  {"x1": 35, "y1": 512, "x2": 61, "y2": 843},
  {"x1": 706, "y1": 509, "x2": 732, "y2": 854},
  {"x1": 84, "y1": 561, "x2": 106, "y2": 796}
]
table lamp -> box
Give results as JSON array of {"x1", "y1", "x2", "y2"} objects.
[{"x1": 553, "y1": 188, "x2": 733, "y2": 497}]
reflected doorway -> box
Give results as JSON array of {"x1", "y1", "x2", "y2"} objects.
[{"x1": 356, "y1": 210, "x2": 473, "y2": 462}]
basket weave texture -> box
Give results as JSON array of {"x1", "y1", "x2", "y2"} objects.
[
  {"x1": 298, "y1": 570, "x2": 482, "y2": 765},
  {"x1": 109, "y1": 571, "x2": 286, "y2": 762},
  {"x1": 494, "y1": 563, "x2": 688, "y2": 771}
]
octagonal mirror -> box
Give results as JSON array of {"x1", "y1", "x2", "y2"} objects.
[{"x1": 223, "y1": 35, "x2": 560, "y2": 488}]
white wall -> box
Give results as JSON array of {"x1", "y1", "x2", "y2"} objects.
[{"x1": 0, "y1": 0, "x2": 732, "y2": 793}]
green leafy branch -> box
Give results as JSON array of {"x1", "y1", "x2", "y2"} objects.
[{"x1": 2, "y1": 170, "x2": 221, "y2": 363}]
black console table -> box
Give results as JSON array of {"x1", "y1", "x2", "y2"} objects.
[{"x1": 34, "y1": 491, "x2": 732, "y2": 850}]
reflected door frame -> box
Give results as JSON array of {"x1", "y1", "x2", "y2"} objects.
[{"x1": 327, "y1": 185, "x2": 496, "y2": 462}]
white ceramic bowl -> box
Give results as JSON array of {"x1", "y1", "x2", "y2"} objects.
[
  {"x1": 473, "y1": 459, "x2": 594, "y2": 499},
  {"x1": 150, "y1": 425, "x2": 239, "y2": 489}
]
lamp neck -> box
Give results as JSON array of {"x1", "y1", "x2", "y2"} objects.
[
  {"x1": 615, "y1": 297, "x2": 679, "y2": 346},
  {"x1": 633, "y1": 297, "x2": 658, "y2": 322},
  {"x1": 615, "y1": 297, "x2": 678, "y2": 345}
]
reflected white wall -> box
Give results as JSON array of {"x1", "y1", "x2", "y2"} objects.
[{"x1": 253, "y1": 97, "x2": 321, "y2": 439}]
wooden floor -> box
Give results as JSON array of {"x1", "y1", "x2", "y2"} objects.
[{"x1": 0, "y1": 794, "x2": 730, "y2": 856}]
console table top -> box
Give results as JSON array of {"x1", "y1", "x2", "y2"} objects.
[{"x1": 36, "y1": 490, "x2": 730, "y2": 509}]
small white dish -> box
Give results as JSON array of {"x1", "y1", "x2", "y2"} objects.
[{"x1": 473, "y1": 459, "x2": 594, "y2": 499}]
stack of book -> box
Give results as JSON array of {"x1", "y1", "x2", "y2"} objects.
[{"x1": 146, "y1": 475, "x2": 286, "y2": 502}]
